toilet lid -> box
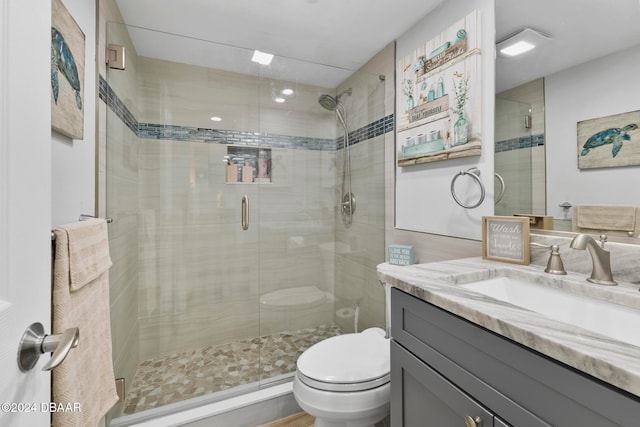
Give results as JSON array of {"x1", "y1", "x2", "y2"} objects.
[{"x1": 297, "y1": 332, "x2": 390, "y2": 385}]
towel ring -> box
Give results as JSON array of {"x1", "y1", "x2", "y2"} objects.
[
  {"x1": 451, "y1": 167, "x2": 485, "y2": 209},
  {"x1": 494, "y1": 173, "x2": 505, "y2": 205}
]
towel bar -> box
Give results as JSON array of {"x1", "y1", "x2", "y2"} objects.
[{"x1": 51, "y1": 215, "x2": 113, "y2": 241}]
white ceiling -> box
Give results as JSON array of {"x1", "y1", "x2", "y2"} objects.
[
  {"x1": 115, "y1": 0, "x2": 444, "y2": 88},
  {"x1": 115, "y1": 0, "x2": 640, "y2": 91},
  {"x1": 496, "y1": 0, "x2": 640, "y2": 92}
]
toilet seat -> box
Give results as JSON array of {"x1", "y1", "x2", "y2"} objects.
[{"x1": 296, "y1": 330, "x2": 390, "y2": 392}]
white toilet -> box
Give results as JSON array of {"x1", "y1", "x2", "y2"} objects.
[{"x1": 293, "y1": 327, "x2": 390, "y2": 427}]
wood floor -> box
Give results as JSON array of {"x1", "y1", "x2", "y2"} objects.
[{"x1": 259, "y1": 411, "x2": 315, "y2": 427}]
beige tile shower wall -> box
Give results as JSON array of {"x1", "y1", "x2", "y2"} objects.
[
  {"x1": 495, "y1": 79, "x2": 546, "y2": 216},
  {"x1": 495, "y1": 148, "x2": 533, "y2": 215},
  {"x1": 331, "y1": 44, "x2": 393, "y2": 333},
  {"x1": 259, "y1": 147, "x2": 337, "y2": 335},
  {"x1": 137, "y1": 57, "x2": 336, "y2": 139},
  {"x1": 334, "y1": 138, "x2": 387, "y2": 333},
  {"x1": 531, "y1": 145, "x2": 546, "y2": 214},
  {"x1": 497, "y1": 78, "x2": 544, "y2": 136},
  {"x1": 137, "y1": 138, "x2": 337, "y2": 359},
  {"x1": 137, "y1": 140, "x2": 258, "y2": 359},
  {"x1": 135, "y1": 55, "x2": 340, "y2": 358}
]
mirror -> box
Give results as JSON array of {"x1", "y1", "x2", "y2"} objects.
[{"x1": 495, "y1": 0, "x2": 640, "y2": 239}]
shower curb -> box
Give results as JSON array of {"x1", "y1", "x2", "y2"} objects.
[{"x1": 109, "y1": 381, "x2": 298, "y2": 427}]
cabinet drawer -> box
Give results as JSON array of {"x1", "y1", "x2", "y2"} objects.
[
  {"x1": 391, "y1": 287, "x2": 640, "y2": 426},
  {"x1": 392, "y1": 341, "x2": 496, "y2": 427}
]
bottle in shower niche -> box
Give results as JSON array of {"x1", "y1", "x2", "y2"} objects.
[{"x1": 256, "y1": 149, "x2": 270, "y2": 183}]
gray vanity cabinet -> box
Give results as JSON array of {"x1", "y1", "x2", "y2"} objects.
[{"x1": 390, "y1": 287, "x2": 640, "y2": 426}]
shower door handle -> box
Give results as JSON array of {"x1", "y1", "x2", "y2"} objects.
[{"x1": 241, "y1": 195, "x2": 249, "y2": 230}]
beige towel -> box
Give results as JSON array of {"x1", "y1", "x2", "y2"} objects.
[
  {"x1": 52, "y1": 218, "x2": 118, "y2": 427},
  {"x1": 573, "y1": 205, "x2": 637, "y2": 235}
]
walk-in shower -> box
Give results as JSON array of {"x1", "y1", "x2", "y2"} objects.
[
  {"x1": 104, "y1": 21, "x2": 386, "y2": 424},
  {"x1": 318, "y1": 88, "x2": 356, "y2": 226}
]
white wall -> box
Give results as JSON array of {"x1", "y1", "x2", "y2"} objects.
[
  {"x1": 51, "y1": 0, "x2": 96, "y2": 226},
  {"x1": 394, "y1": 0, "x2": 495, "y2": 240},
  {"x1": 545, "y1": 44, "x2": 640, "y2": 219}
]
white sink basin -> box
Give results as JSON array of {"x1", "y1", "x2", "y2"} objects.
[{"x1": 460, "y1": 276, "x2": 640, "y2": 348}]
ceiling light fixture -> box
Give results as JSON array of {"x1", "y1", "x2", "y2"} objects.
[
  {"x1": 497, "y1": 28, "x2": 552, "y2": 57},
  {"x1": 210, "y1": 116, "x2": 222, "y2": 122},
  {"x1": 274, "y1": 97, "x2": 285, "y2": 103},
  {"x1": 251, "y1": 50, "x2": 274, "y2": 65},
  {"x1": 281, "y1": 88, "x2": 294, "y2": 96}
]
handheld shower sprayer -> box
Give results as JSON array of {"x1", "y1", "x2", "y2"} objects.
[{"x1": 318, "y1": 88, "x2": 355, "y2": 225}]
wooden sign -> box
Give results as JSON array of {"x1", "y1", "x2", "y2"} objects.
[
  {"x1": 408, "y1": 95, "x2": 450, "y2": 123},
  {"x1": 482, "y1": 216, "x2": 530, "y2": 265},
  {"x1": 421, "y1": 38, "x2": 467, "y2": 75}
]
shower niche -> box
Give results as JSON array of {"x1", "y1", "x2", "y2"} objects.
[{"x1": 225, "y1": 146, "x2": 271, "y2": 183}]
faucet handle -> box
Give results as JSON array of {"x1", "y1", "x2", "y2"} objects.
[
  {"x1": 545, "y1": 245, "x2": 567, "y2": 275},
  {"x1": 529, "y1": 242, "x2": 567, "y2": 275},
  {"x1": 599, "y1": 234, "x2": 608, "y2": 248}
]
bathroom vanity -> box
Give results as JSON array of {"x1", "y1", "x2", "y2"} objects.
[{"x1": 378, "y1": 259, "x2": 640, "y2": 426}]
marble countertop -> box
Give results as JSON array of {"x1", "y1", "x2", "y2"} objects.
[{"x1": 377, "y1": 258, "x2": 640, "y2": 398}]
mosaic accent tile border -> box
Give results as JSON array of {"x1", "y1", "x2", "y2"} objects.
[
  {"x1": 337, "y1": 114, "x2": 395, "y2": 150},
  {"x1": 138, "y1": 123, "x2": 336, "y2": 151},
  {"x1": 495, "y1": 133, "x2": 545, "y2": 153},
  {"x1": 122, "y1": 323, "x2": 343, "y2": 415},
  {"x1": 98, "y1": 74, "x2": 138, "y2": 135},
  {"x1": 100, "y1": 74, "x2": 394, "y2": 151}
]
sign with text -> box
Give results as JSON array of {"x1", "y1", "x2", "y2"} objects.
[
  {"x1": 388, "y1": 244, "x2": 415, "y2": 266},
  {"x1": 482, "y1": 216, "x2": 530, "y2": 265}
]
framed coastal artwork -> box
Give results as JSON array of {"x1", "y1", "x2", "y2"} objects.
[
  {"x1": 51, "y1": 0, "x2": 85, "y2": 139},
  {"x1": 577, "y1": 109, "x2": 640, "y2": 169},
  {"x1": 396, "y1": 10, "x2": 482, "y2": 167}
]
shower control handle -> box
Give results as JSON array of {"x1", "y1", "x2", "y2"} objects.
[{"x1": 241, "y1": 195, "x2": 249, "y2": 230}]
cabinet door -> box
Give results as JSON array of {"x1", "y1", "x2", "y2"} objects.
[{"x1": 392, "y1": 341, "x2": 495, "y2": 427}]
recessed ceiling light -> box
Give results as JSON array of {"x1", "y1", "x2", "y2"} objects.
[
  {"x1": 210, "y1": 116, "x2": 222, "y2": 122},
  {"x1": 274, "y1": 97, "x2": 285, "y2": 103},
  {"x1": 251, "y1": 50, "x2": 274, "y2": 65},
  {"x1": 500, "y1": 41, "x2": 535, "y2": 57},
  {"x1": 281, "y1": 88, "x2": 294, "y2": 96}
]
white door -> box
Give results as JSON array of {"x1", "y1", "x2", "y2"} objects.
[{"x1": 0, "y1": 1, "x2": 53, "y2": 426}]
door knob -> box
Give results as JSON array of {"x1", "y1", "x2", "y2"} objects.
[
  {"x1": 17, "y1": 322, "x2": 79, "y2": 372},
  {"x1": 465, "y1": 415, "x2": 483, "y2": 427}
]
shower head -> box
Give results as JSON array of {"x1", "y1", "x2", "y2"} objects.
[
  {"x1": 317, "y1": 88, "x2": 352, "y2": 111},
  {"x1": 319, "y1": 88, "x2": 352, "y2": 130},
  {"x1": 318, "y1": 94, "x2": 338, "y2": 111}
]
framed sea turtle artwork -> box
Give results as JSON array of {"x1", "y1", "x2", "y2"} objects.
[
  {"x1": 51, "y1": 0, "x2": 85, "y2": 139},
  {"x1": 577, "y1": 109, "x2": 640, "y2": 169}
]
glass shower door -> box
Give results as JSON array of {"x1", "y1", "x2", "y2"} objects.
[{"x1": 105, "y1": 22, "x2": 264, "y2": 416}]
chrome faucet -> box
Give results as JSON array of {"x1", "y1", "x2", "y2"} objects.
[{"x1": 569, "y1": 234, "x2": 617, "y2": 286}]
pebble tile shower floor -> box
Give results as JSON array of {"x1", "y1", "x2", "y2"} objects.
[{"x1": 123, "y1": 323, "x2": 343, "y2": 414}]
